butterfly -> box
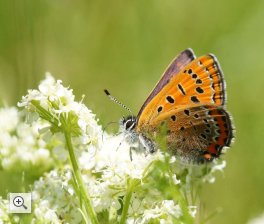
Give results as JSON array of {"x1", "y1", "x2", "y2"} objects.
[{"x1": 107, "y1": 49, "x2": 234, "y2": 163}]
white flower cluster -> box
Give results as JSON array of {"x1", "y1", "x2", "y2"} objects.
[
  {"x1": 18, "y1": 73, "x2": 102, "y2": 148},
  {"x1": 0, "y1": 74, "x2": 227, "y2": 223},
  {"x1": 27, "y1": 135, "x2": 185, "y2": 223},
  {"x1": 127, "y1": 200, "x2": 182, "y2": 224},
  {"x1": 0, "y1": 107, "x2": 54, "y2": 174},
  {"x1": 31, "y1": 169, "x2": 82, "y2": 224}
]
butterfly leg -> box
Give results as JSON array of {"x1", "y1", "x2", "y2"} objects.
[
  {"x1": 129, "y1": 146, "x2": 137, "y2": 161},
  {"x1": 116, "y1": 140, "x2": 123, "y2": 151},
  {"x1": 139, "y1": 134, "x2": 156, "y2": 154}
]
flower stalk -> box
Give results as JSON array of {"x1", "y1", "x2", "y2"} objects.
[
  {"x1": 120, "y1": 179, "x2": 138, "y2": 224},
  {"x1": 64, "y1": 130, "x2": 99, "y2": 224}
]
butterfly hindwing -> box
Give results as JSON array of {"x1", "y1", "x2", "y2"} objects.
[{"x1": 139, "y1": 105, "x2": 233, "y2": 162}]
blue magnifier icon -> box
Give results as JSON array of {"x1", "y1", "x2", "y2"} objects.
[{"x1": 13, "y1": 196, "x2": 27, "y2": 209}]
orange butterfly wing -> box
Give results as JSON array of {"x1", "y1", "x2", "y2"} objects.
[
  {"x1": 137, "y1": 54, "x2": 225, "y2": 127},
  {"x1": 136, "y1": 53, "x2": 233, "y2": 162}
]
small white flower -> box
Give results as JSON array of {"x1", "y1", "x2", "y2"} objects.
[
  {"x1": 162, "y1": 200, "x2": 182, "y2": 218},
  {"x1": 139, "y1": 200, "x2": 182, "y2": 223},
  {"x1": 203, "y1": 160, "x2": 226, "y2": 183},
  {"x1": 212, "y1": 160, "x2": 226, "y2": 172},
  {"x1": 188, "y1": 205, "x2": 197, "y2": 218},
  {"x1": 172, "y1": 174, "x2": 181, "y2": 185}
]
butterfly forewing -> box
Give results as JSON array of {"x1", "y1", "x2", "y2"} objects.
[
  {"x1": 137, "y1": 54, "x2": 226, "y2": 129},
  {"x1": 137, "y1": 49, "x2": 196, "y2": 118}
]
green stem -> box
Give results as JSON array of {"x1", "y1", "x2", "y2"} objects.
[
  {"x1": 119, "y1": 179, "x2": 136, "y2": 224},
  {"x1": 64, "y1": 131, "x2": 99, "y2": 224},
  {"x1": 168, "y1": 170, "x2": 193, "y2": 224},
  {"x1": 174, "y1": 187, "x2": 193, "y2": 224}
]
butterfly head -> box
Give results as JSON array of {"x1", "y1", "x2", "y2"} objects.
[{"x1": 120, "y1": 115, "x2": 157, "y2": 154}]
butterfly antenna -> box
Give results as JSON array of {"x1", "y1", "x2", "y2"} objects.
[{"x1": 104, "y1": 89, "x2": 132, "y2": 114}]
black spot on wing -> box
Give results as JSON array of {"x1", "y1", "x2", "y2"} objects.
[
  {"x1": 184, "y1": 109, "x2": 190, "y2": 116},
  {"x1": 178, "y1": 84, "x2": 186, "y2": 95},
  {"x1": 171, "y1": 115, "x2": 176, "y2": 121},
  {"x1": 196, "y1": 79, "x2": 202, "y2": 84},
  {"x1": 191, "y1": 96, "x2": 200, "y2": 103},
  {"x1": 196, "y1": 87, "x2": 204, "y2": 94},
  {"x1": 192, "y1": 74, "x2": 197, "y2": 79},
  {"x1": 201, "y1": 134, "x2": 207, "y2": 139},
  {"x1": 166, "y1": 96, "x2": 175, "y2": 104}
]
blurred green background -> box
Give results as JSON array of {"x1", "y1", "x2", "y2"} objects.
[{"x1": 0, "y1": 0, "x2": 264, "y2": 223}]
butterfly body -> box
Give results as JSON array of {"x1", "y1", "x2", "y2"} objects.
[{"x1": 121, "y1": 49, "x2": 234, "y2": 163}]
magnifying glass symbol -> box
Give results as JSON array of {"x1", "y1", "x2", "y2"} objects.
[{"x1": 13, "y1": 196, "x2": 27, "y2": 209}]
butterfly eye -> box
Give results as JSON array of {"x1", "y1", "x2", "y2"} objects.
[{"x1": 124, "y1": 119, "x2": 136, "y2": 130}]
